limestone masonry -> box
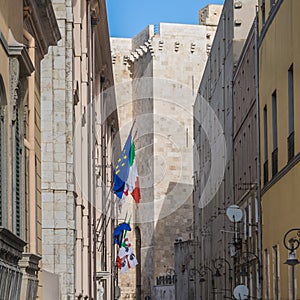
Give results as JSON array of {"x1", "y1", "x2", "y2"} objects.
[{"x1": 111, "y1": 4, "x2": 222, "y2": 299}]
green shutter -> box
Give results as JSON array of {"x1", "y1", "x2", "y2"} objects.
[
  {"x1": 0, "y1": 118, "x2": 2, "y2": 227},
  {"x1": 15, "y1": 106, "x2": 20, "y2": 236}
]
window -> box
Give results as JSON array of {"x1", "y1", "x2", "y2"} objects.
[
  {"x1": 255, "y1": 198, "x2": 259, "y2": 226},
  {"x1": 15, "y1": 105, "x2": 21, "y2": 236},
  {"x1": 249, "y1": 272, "x2": 253, "y2": 299},
  {"x1": 272, "y1": 91, "x2": 278, "y2": 176},
  {"x1": 263, "y1": 105, "x2": 268, "y2": 184},
  {"x1": 244, "y1": 207, "x2": 248, "y2": 240},
  {"x1": 273, "y1": 245, "x2": 280, "y2": 300},
  {"x1": 288, "y1": 64, "x2": 294, "y2": 161},
  {"x1": 261, "y1": 0, "x2": 266, "y2": 25},
  {"x1": 0, "y1": 104, "x2": 2, "y2": 227},
  {"x1": 264, "y1": 249, "x2": 270, "y2": 299},
  {"x1": 0, "y1": 75, "x2": 7, "y2": 227},
  {"x1": 248, "y1": 204, "x2": 252, "y2": 238}
]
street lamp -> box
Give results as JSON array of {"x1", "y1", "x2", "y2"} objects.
[
  {"x1": 200, "y1": 265, "x2": 216, "y2": 300},
  {"x1": 188, "y1": 268, "x2": 205, "y2": 300},
  {"x1": 239, "y1": 251, "x2": 262, "y2": 300},
  {"x1": 283, "y1": 228, "x2": 300, "y2": 300},
  {"x1": 189, "y1": 267, "x2": 204, "y2": 282},
  {"x1": 213, "y1": 257, "x2": 233, "y2": 299}
]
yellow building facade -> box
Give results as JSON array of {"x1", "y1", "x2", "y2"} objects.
[{"x1": 259, "y1": 0, "x2": 300, "y2": 299}]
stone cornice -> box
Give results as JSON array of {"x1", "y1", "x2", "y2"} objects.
[
  {"x1": 24, "y1": 0, "x2": 61, "y2": 57},
  {"x1": 19, "y1": 47, "x2": 35, "y2": 77},
  {"x1": 0, "y1": 29, "x2": 35, "y2": 77},
  {"x1": 0, "y1": 31, "x2": 8, "y2": 54},
  {"x1": 19, "y1": 253, "x2": 41, "y2": 276},
  {"x1": 0, "y1": 29, "x2": 23, "y2": 56},
  {"x1": 0, "y1": 227, "x2": 26, "y2": 265}
]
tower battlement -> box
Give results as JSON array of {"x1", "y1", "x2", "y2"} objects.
[{"x1": 111, "y1": 21, "x2": 221, "y2": 66}]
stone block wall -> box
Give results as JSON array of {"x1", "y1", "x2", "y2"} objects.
[
  {"x1": 111, "y1": 9, "x2": 221, "y2": 298},
  {"x1": 41, "y1": 0, "x2": 75, "y2": 299}
]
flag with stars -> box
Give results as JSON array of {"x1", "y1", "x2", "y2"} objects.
[{"x1": 113, "y1": 130, "x2": 132, "y2": 199}]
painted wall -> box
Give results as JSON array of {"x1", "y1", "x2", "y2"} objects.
[{"x1": 259, "y1": 0, "x2": 300, "y2": 298}]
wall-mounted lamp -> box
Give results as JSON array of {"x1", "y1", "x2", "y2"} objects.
[{"x1": 283, "y1": 228, "x2": 300, "y2": 300}]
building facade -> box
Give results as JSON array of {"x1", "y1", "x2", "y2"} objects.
[
  {"x1": 193, "y1": 0, "x2": 257, "y2": 299},
  {"x1": 232, "y1": 21, "x2": 262, "y2": 299},
  {"x1": 258, "y1": 0, "x2": 300, "y2": 299},
  {"x1": 41, "y1": 0, "x2": 119, "y2": 299},
  {"x1": 111, "y1": 5, "x2": 222, "y2": 299},
  {"x1": 0, "y1": 0, "x2": 60, "y2": 299}
]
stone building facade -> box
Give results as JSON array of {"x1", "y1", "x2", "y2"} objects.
[
  {"x1": 0, "y1": 0, "x2": 60, "y2": 299},
  {"x1": 111, "y1": 5, "x2": 222, "y2": 299},
  {"x1": 232, "y1": 22, "x2": 262, "y2": 299},
  {"x1": 193, "y1": 0, "x2": 257, "y2": 299},
  {"x1": 41, "y1": 0, "x2": 119, "y2": 299}
]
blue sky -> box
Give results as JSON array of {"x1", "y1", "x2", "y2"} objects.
[{"x1": 107, "y1": 0, "x2": 224, "y2": 38}]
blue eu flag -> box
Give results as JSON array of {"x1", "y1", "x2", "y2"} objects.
[{"x1": 113, "y1": 131, "x2": 132, "y2": 199}]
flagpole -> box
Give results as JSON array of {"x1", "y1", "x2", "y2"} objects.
[
  {"x1": 122, "y1": 215, "x2": 131, "y2": 246},
  {"x1": 129, "y1": 119, "x2": 136, "y2": 136}
]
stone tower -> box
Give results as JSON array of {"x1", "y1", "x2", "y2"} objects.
[{"x1": 111, "y1": 5, "x2": 222, "y2": 299}]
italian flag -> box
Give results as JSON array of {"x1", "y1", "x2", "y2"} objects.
[{"x1": 124, "y1": 141, "x2": 141, "y2": 204}]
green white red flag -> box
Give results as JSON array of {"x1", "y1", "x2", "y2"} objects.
[{"x1": 124, "y1": 141, "x2": 141, "y2": 204}]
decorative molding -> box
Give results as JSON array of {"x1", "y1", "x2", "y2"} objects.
[
  {"x1": 262, "y1": 152, "x2": 300, "y2": 195},
  {"x1": 19, "y1": 48, "x2": 35, "y2": 77},
  {"x1": 24, "y1": 0, "x2": 61, "y2": 57},
  {"x1": 19, "y1": 253, "x2": 41, "y2": 276},
  {"x1": 9, "y1": 57, "x2": 20, "y2": 122},
  {"x1": 19, "y1": 253, "x2": 40, "y2": 300},
  {"x1": 158, "y1": 41, "x2": 164, "y2": 51},
  {"x1": 0, "y1": 227, "x2": 26, "y2": 265},
  {"x1": 0, "y1": 29, "x2": 34, "y2": 77},
  {"x1": 190, "y1": 43, "x2": 196, "y2": 53},
  {"x1": 234, "y1": 1, "x2": 243, "y2": 9},
  {"x1": 111, "y1": 54, "x2": 116, "y2": 64},
  {"x1": 0, "y1": 106, "x2": 5, "y2": 120},
  {"x1": 7, "y1": 29, "x2": 24, "y2": 56}
]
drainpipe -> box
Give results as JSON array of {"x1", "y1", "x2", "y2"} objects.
[
  {"x1": 86, "y1": 0, "x2": 93, "y2": 297},
  {"x1": 254, "y1": 13, "x2": 263, "y2": 300},
  {"x1": 91, "y1": 14, "x2": 97, "y2": 300},
  {"x1": 221, "y1": 10, "x2": 230, "y2": 294},
  {"x1": 23, "y1": 29, "x2": 36, "y2": 255}
]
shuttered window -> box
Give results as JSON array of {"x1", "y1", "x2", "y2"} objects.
[
  {"x1": 0, "y1": 75, "x2": 6, "y2": 227},
  {"x1": 0, "y1": 116, "x2": 2, "y2": 226},
  {"x1": 15, "y1": 106, "x2": 21, "y2": 236}
]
